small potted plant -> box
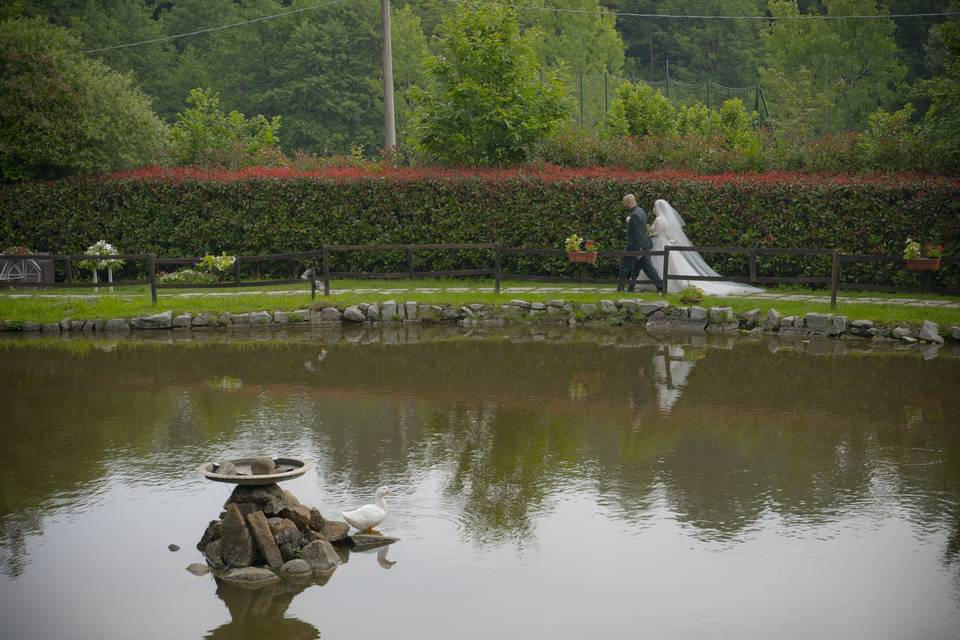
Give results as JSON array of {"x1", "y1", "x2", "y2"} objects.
[
  {"x1": 903, "y1": 238, "x2": 943, "y2": 271},
  {"x1": 565, "y1": 234, "x2": 599, "y2": 264}
]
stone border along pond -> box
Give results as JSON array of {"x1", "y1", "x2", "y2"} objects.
[{"x1": 1, "y1": 299, "x2": 958, "y2": 345}]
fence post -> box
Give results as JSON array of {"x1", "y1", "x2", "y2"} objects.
[
  {"x1": 233, "y1": 256, "x2": 241, "y2": 287},
  {"x1": 310, "y1": 251, "x2": 318, "y2": 300},
  {"x1": 65, "y1": 256, "x2": 74, "y2": 284},
  {"x1": 494, "y1": 245, "x2": 502, "y2": 294},
  {"x1": 661, "y1": 248, "x2": 670, "y2": 296},
  {"x1": 830, "y1": 249, "x2": 839, "y2": 310},
  {"x1": 749, "y1": 249, "x2": 757, "y2": 285},
  {"x1": 322, "y1": 246, "x2": 330, "y2": 297},
  {"x1": 148, "y1": 254, "x2": 158, "y2": 304}
]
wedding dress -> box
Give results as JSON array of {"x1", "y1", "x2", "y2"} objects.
[{"x1": 633, "y1": 199, "x2": 764, "y2": 295}]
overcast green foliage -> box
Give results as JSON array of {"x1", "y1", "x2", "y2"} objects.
[
  {"x1": 522, "y1": 0, "x2": 625, "y2": 74},
  {"x1": 922, "y1": 19, "x2": 960, "y2": 168},
  {"x1": 5, "y1": 0, "x2": 959, "y2": 169},
  {"x1": 761, "y1": 0, "x2": 906, "y2": 133},
  {"x1": 0, "y1": 17, "x2": 166, "y2": 181},
  {"x1": 169, "y1": 88, "x2": 281, "y2": 166},
  {"x1": 602, "y1": 0, "x2": 767, "y2": 85},
  {"x1": 410, "y1": 4, "x2": 568, "y2": 164}
]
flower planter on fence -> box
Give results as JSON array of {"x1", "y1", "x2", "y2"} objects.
[
  {"x1": 905, "y1": 258, "x2": 941, "y2": 272},
  {"x1": 567, "y1": 252, "x2": 598, "y2": 264}
]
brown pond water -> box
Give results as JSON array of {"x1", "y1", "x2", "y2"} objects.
[{"x1": 1, "y1": 327, "x2": 959, "y2": 640}]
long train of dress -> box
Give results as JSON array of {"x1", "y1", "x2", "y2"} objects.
[{"x1": 632, "y1": 199, "x2": 763, "y2": 295}]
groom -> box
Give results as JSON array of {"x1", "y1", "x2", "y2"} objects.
[{"x1": 618, "y1": 194, "x2": 664, "y2": 293}]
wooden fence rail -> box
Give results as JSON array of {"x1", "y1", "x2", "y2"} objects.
[{"x1": 2, "y1": 246, "x2": 957, "y2": 309}]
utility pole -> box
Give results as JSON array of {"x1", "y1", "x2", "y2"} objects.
[{"x1": 381, "y1": 0, "x2": 396, "y2": 150}]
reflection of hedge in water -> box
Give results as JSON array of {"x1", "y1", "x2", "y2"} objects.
[{"x1": 2, "y1": 168, "x2": 958, "y2": 287}]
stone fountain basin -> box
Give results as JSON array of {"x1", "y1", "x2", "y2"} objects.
[{"x1": 197, "y1": 457, "x2": 314, "y2": 485}]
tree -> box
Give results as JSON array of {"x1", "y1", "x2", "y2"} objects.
[
  {"x1": 922, "y1": 19, "x2": 960, "y2": 169},
  {"x1": 654, "y1": 0, "x2": 765, "y2": 86},
  {"x1": 519, "y1": 0, "x2": 625, "y2": 128},
  {"x1": 603, "y1": 0, "x2": 766, "y2": 86},
  {"x1": 255, "y1": 1, "x2": 384, "y2": 154},
  {"x1": 391, "y1": 5, "x2": 432, "y2": 147},
  {"x1": 0, "y1": 17, "x2": 166, "y2": 181},
  {"x1": 410, "y1": 4, "x2": 568, "y2": 164},
  {"x1": 521, "y1": 0, "x2": 625, "y2": 74},
  {"x1": 169, "y1": 88, "x2": 281, "y2": 166},
  {"x1": 760, "y1": 0, "x2": 906, "y2": 132},
  {"x1": 23, "y1": 0, "x2": 181, "y2": 119}
]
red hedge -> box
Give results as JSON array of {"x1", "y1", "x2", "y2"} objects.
[{"x1": 104, "y1": 164, "x2": 960, "y2": 188}]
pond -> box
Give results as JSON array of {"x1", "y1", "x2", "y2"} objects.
[{"x1": 1, "y1": 327, "x2": 959, "y2": 640}]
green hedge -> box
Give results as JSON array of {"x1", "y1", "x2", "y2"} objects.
[{"x1": 2, "y1": 167, "x2": 959, "y2": 287}]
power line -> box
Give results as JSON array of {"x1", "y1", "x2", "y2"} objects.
[
  {"x1": 83, "y1": 0, "x2": 960, "y2": 54},
  {"x1": 84, "y1": 0, "x2": 355, "y2": 53},
  {"x1": 450, "y1": 0, "x2": 960, "y2": 21}
]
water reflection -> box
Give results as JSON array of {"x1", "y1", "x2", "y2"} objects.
[
  {"x1": 0, "y1": 329, "x2": 959, "y2": 638},
  {"x1": 652, "y1": 344, "x2": 699, "y2": 413},
  {"x1": 207, "y1": 577, "x2": 323, "y2": 640}
]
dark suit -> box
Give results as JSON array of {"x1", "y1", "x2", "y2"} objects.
[{"x1": 619, "y1": 205, "x2": 663, "y2": 292}]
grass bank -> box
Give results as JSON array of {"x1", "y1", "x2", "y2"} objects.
[{"x1": 1, "y1": 280, "x2": 958, "y2": 327}]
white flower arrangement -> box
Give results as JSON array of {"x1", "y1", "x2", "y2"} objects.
[
  {"x1": 197, "y1": 253, "x2": 236, "y2": 274},
  {"x1": 79, "y1": 240, "x2": 124, "y2": 271}
]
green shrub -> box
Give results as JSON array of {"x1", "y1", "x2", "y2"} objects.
[
  {"x1": 1, "y1": 167, "x2": 957, "y2": 288},
  {"x1": 605, "y1": 80, "x2": 675, "y2": 137},
  {"x1": 857, "y1": 105, "x2": 927, "y2": 171},
  {"x1": 675, "y1": 103, "x2": 714, "y2": 136},
  {"x1": 169, "y1": 89, "x2": 282, "y2": 168},
  {"x1": 796, "y1": 133, "x2": 863, "y2": 173}
]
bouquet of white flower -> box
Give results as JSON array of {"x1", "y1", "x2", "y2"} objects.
[{"x1": 79, "y1": 240, "x2": 124, "y2": 271}]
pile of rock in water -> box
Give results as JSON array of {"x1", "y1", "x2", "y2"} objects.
[{"x1": 196, "y1": 462, "x2": 392, "y2": 588}]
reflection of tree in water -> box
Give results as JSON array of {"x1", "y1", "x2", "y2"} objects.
[{"x1": 419, "y1": 403, "x2": 584, "y2": 544}]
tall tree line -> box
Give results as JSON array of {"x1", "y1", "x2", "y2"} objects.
[{"x1": 10, "y1": 0, "x2": 960, "y2": 153}]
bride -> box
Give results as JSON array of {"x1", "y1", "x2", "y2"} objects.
[{"x1": 633, "y1": 199, "x2": 763, "y2": 295}]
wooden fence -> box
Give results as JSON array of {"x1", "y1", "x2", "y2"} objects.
[{"x1": 1, "y1": 245, "x2": 956, "y2": 310}]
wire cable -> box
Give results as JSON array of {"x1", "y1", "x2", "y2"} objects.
[
  {"x1": 84, "y1": 0, "x2": 960, "y2": 54},
  {"x1": 84, "y1": 0, "x2": 355, "y2": 53},
  {"x1": 449, "y1": 0, "x2": 960, "y2": 21}
]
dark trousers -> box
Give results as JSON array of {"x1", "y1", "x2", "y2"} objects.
[{"x1": 619, "y1": 254, "x2": 663, "y2": 292}]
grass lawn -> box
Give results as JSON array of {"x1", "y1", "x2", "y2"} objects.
[{"x1": 1, "y1": 278, "x2": 958, "y2": 326}]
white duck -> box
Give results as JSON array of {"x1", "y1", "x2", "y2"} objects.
[{"x1": 341, "y1": 486, "x2": 391, "y2": 533}]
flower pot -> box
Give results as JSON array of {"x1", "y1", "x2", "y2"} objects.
[
  {"x1": 906, "y1": 258, "x2": 941, "y2": 272},
  {"x1": 567, "y1": 252, "x2": 598, "y2": 264}
]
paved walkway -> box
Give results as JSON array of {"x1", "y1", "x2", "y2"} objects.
[{"x1": 3, "y1": 285, "x2": 959, "y2": 308}]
